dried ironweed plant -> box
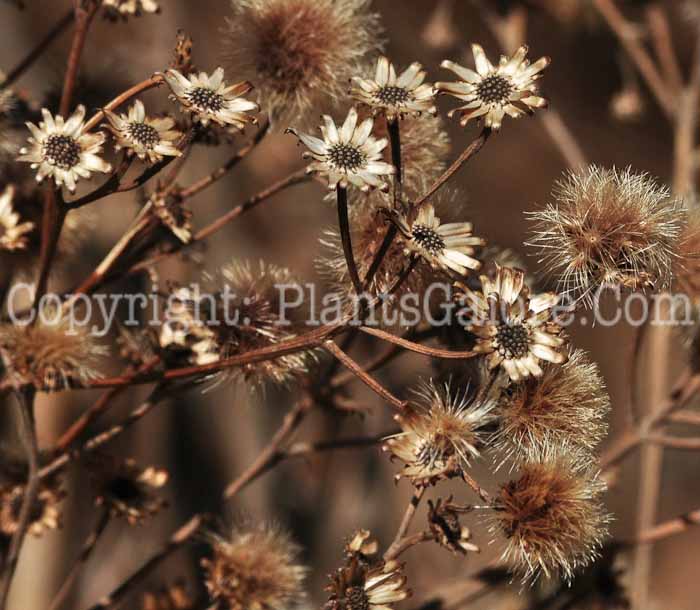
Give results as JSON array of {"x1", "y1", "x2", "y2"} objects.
[{"x1": 0, "y1": 1, "x2": 699, "y2": 610}]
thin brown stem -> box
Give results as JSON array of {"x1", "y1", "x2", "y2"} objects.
[
  {"x1": 0, "y1": 9, "x2": 73, "y2": 90},
  {"x1": 60, "y1": 2, "x2": 98, "y2": 117},
  {"x1": 337, "y1": 185, "x2": 363, "y2": 295},
  {"x1": 360, "y1": 326, "x2": 478, "y2": 360},
  {"x1": 592, "y1": 0, "x2": 676, "y2": 118},
  {"x1": 49, "y1": 508, "x2": 110, "y2": 610},
  {"x1": 324, "y1": 340, "x2": 406, "y2": 411},
  {"x1": 0, "y1": 389, "x2": 39, "y2": 610},
  {"x1": 645, "y1": 4, "x2": 684, "y2": 95},
  {"x1": 416, "y1": 127, "x2": 491, "y2": 207},
  {"x1": 633, "y1": 508, "x2": 700, "y2": 545},
  {"x1": 84, "y1": 514, "x2": 204, "y2": 610},
  {"x1": 384, "y1": 485, "x2": 426, "y2": 561},
  {"x1": 223, "y1": 398, "x2": 312, "y2": 499}
]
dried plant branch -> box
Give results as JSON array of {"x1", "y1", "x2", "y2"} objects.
[
  {"x1": 634, "y1": 507, "x2": 700, "y2": 544},
  {"x1": 645, "y1": 4, "x2": 684, "y2": 95},
  {"x1": 48, "y1": 508, "x2": 110, "y2": 610},
  {"x1": 384, "y1": 485, "x2": 427, "y2": 561},
  {"x1": 324, "y1": 340, "x2": 407, "y2": 411},
  {"x1": 0, "y1": 9, "x2": 73, "y2": 90},
  {"x1": 360, "y1": 326, "x2": 478, "y2": 360},
  {"x1": 337, "y1": 185, "x2": 364, "y2": 295},
  {"x1": 0, "y1": 389, "x2": 39, "y2": 610}
]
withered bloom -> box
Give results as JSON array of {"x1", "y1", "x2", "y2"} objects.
[
  {"x1": 287, "y1": 108, "x2": 395, "y2": 192},
  {"x1": 493, "y1": 349, "x2": 610, "y2": 465},
  {"x1": 103, "y1": 100, "x2": 182, "y2": 164},
  {"x1": 0, "y1": 301, "x2": 106, "y2": 391},
  {"x1": 325, "y1": 557, "x2": 410, "y2": 610},
  {"x1": 224, "y1": 0, "x2": 383, "y2": 126},
  {"x1": 436, "y1": 44, "x2": 549, "y2": 131},
  {"x1": 202, "y1": 524, "x2": 307, "y2": 610},
  {"x1": 0, "y1": 185, "x2": 34, "y2": 251},
  {"x1": 457, "y1": 265, "x2": 568, "y2": 383},
  {"x1": 527, "y1": 166, "x2": 683, "y2": 306},
  {"x1": 345, "y1": 529, "x2": 380, "y2": 564},
  {"x1": 88, "y1": 454, "x2": 168, "y2": 525},
  {"x1": 427, "y1": 497, "x2": 479, "y2": 555},
  {"x1": 392, "y1": 204, "x2": 484, "y2": 276},
  {"x1": 0, "y1": 460, "x2": 63, "y2": 538},
  {"x1": 673, "y1": 206, "x2": 700, "y2": 303},
  {"x1": 351, "y1": 56, "x2": 436, "y2": 120},
  {"x1": 162, "y1": 68, "x2": 259, "y2": 129},
  {"x1": 492, "y1": 447, "x2": 610, "y2": 583},
  {"x1": 18, "y1": 105, "x2": 112, "y2": 192},
  {"x1": 384, "y1": 379, "x2": 494, "y2": 485}
]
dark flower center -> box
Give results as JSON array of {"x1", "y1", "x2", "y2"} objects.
[
  {"x1": 412, "y1": 224, "x2": 445, "y2": 254},
  {"x1": 476, "y1": 74, "x2": 513, "y2": 104},
  {"x1": 127, "y1": 122, "x2": 160, "y2": 149},
  {"x1": 188, "y1": 87, "x2": 225, "y2": 112},
  {"x1": 375, "y1": 85, "x2": 411, "y2": 106},
  {"x1": 328, "y1": 144, "x2": 366, "y2": 171},
  {"x1": 495, "y1": 322, "x2": 530, "y2": 359},
  {"x1": 44, "y1": 134, "x2": 81, "y2": 170},
  {"x1": 346, "y1": 586, "x2": 370, "y2": 610}
]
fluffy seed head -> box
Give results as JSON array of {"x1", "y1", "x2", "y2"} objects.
[
  {"x1": 528, "y1": 166, "x2": 683, "y2": 306},
  {"x1": 202, "y1": 524, "x2": 307, "y2": 610},
  {"x1": 0, "y1": 301, "x2": 106, "y2": 390},
  {"x1": 492, "y1": 447, "x2": 610, "y2": 584},
  {"x1": 493, "y1": 349, "x2": 610, "y2": 466},
  {"x1": 384, "y1": 379, "x2": 494, "y2": 484},
  {"x1": 224, "y1": 0, "x2": 383, "y2": 127},
  {"x1": 204, "y1": 260, "x2": 315, "y2": 387}
]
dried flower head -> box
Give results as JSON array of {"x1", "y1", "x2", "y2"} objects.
[
  {"x1": 493, "y1": 349, "x2": 610, "y2": 465},
  {"x1": 427, "y1": 497, "x2": 480, "y2": 555},
  {"x1": 527, "y1": 166, "x2": 683, "y2": 306},
  {"x1": 18, "y1": 105, "x2": 112, "y2": 192},
  {"x1": 224, "y1": 0, "x2": 383, "y2": 126},
  {"x1": 202, "y1": 524, "x2": 307, "y2": 610},
  {"x1": 202, "y1": 261, "x2": 315, "y2": 387},
  {"x1": 103, "y1": 100, "x2": 182, "y2": 164},
  {"x1": 457, "y1": 266, "x2": 568, "y2": 383},
  {"x1": 0, "y1": 301, "x2": 106, "y2": 390},
  {"x1": 491, "y1": 447, "x2": 610, "y2": 583},
  {"x1": 392, "y1": 204, "x2": 484, "y2": 276},
  {"x1": 288, "y1": 108, "x2": 395, "y2": 192},
  {"x1": 88, "y1": 454, "x2": 168, "y2": 525},
  {"x1": 351, "y1": 56, "x2": 436, "y2": 120},
  {"x1": 102, "y1": 0, "x2": 160, "y2": 19},
  {"x1": 160, "y1": 286, "x2": 220, "y2": 366},
  {"x1": 384, "y1": 379, "x2": 494, "y2": 484},
  {"x1": 436, "y1": 44, "x2": 549, "y2": 131},
  {"x1": 0, "y1": 185, "x2": 34, "y2": 251},
  {"x1": 0, "y1": 461, "x2": 63, "y2": 538},
  {"x1": 345, "y1": 529, "x2": 380, "y2": 564},
  {"x1": 325, "y1": 557, "x2": 410, "y2": 610},
  {"x1": 162, "y1": 68, "x2": 259, "y2": 129}
]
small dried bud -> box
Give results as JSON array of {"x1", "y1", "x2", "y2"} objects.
[
  {"x1": 345, "y1": 529, "x2": 380, "y2": 564},
  {"x1": 325, "y1": 557, "x2": 410, "y2": 610},
  {"x1": 428, "y1": 497, "x2": 479, "y2": 555}
]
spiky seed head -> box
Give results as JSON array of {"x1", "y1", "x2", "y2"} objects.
[
  {"x1": 224, "y1": 0, "x2": 383, "y2": 128},
  {"x1": 204, "y1": 260, "x2": 315, "y2": 388},
  {"x1": 384, "y1": 379, "x2": 494, "y2": 485},
  {"x1": 491, "y1": 446, "x2": 610, "y2": 584},
  {"x1": 493, "y1": 349, "x2": 610, "y2": 466},
  {"x1": 527, "y1": 166, "x2": 684, "y2": 307},
  {"x1": 0, "y1": 301, "x2": 106, "y2": 391},
  {"x1": 202, "y1": 524, "x2": 307, "y2": 610}
]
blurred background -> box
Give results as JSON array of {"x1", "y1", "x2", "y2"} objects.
[{"x1": 0, "y1": 1, "x2": 699, "y2": 609}]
